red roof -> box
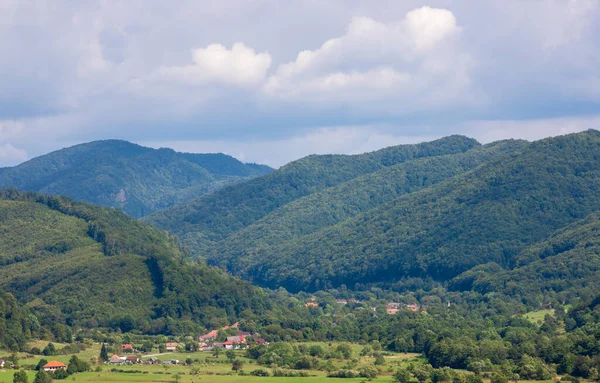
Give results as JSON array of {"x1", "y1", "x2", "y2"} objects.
[
  {"x1": 223, "y1": 340, "x2": 236, "y2": 345},
  {"x1": 166, "y1": 342, "x2": 178, "y2": 347},
  {"x1": 121, "y1": 344, "x2": 134, "y2": 349},
  {"x1": 44, "y1": 361, "x2": 67, "y2": 368}
]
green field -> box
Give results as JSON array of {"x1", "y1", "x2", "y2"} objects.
[
  {"x1": 0, "y1": 342, "x2": 418, "y2": 383},
  {"x1": 522, "y1": 309, "x2": 554, "y2": 324}
]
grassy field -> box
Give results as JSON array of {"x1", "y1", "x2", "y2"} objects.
[
  {"x1": 523, "y1": 309, "x2": 554, "y2": 324},
  {"x1": 0, "y1": 341, "x2": 419, "y2": 383}
]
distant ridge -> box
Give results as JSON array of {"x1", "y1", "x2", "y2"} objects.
[{"x1": 0, "y1": 139, "x2": 273, "y2": 217}]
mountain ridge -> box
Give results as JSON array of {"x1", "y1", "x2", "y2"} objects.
[{"x1": 0, "y1": 140, "x2": 273, "y2": 217}]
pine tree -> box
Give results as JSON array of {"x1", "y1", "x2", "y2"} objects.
[{"x1": 99, "y1": 343, "x2": 108, "y2": 362}]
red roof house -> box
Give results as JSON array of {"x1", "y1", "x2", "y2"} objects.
[{"x1": 43, "y1": 361, "x2": 67, "y2": 372}]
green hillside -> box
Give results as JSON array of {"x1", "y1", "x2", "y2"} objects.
[
  {"x1": 449, "y1": 209, "x2": 600, "y2": 304},
  {"x1": 205, "y1": 139, "x2": 526, "y2": 272},
  {"x1": 150, "y1": 130, "x2": 600, "y2": 293},
  {"x1": 0, "y1": 189, "x2": 271, "y2": 334},
  {"x1": 0, "y1": 140, "x2": 272, "y2": 217},
  {"x1": 146, "y1": 135, "x2": 482, "y2": 253}
]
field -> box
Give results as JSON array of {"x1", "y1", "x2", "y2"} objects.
[
  {"x1": 522, "y1": 309, "x2": 554, "y2": 324},
  {"x1": 0, "y1": 342, "x2": 420, "y2": 383}
]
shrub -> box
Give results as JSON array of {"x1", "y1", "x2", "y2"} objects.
[{"x1": 251, "y1": 368, "x2": 271, "y2": 377}]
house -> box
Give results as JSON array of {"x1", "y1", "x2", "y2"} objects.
[
  {"x1": 335, "y1": 299, "x2": 348, "y2": 305},
  {"x1": 43, "y1": 361, "x2": 67, "y2": 372},
  {"x1": 407, "y1": 304, "x2": 420, "y2": 312},
  {"x1": 212, "y1": 342, "x2": 225, "y2": 349},
  {"x1": 348, "y1": 298, "x2": 360, "y2": 304},
  {"x1": 165, "y1": 342, "x2": 178, "y2": 351},
  {"x1": 121, "y1": 344, "x2": 135, "y2": 352},
  {"x1": 386, "y1": 303, "x2": 401, "y2": 315},
  {"x1": 255, "y1": 338, "x2": 268, "y2": 345},
  {"x1": 236, "y1": 331, "x2": 251, "y2": 337},
  {"x1": 226, "y1": 335, "x2": 246, "y2": 343},
  {"x1": 223, "y1": 340, "x2": 237, "y2": 350},
  {"x1": 305, "y1": 302, "x2": 318, "y2": 307},
  {"x1": 125, "y1": 355, "x2": 141, "y2": 364},
  {"x1": 109, "y1": 355, "x2": 124, "y2": 365},
  {"x1": 163, "y1": 359, "x2": 180, "y2": 365},
  {"x1": 0, "y1": 359, "x2": 5, "y2": 368},
  {"x1": 146, "y1": 357, "x2": 159, "y2": 364},
  {"x1": 199, "y1": 329, "x2": 218, "y2": 341}
]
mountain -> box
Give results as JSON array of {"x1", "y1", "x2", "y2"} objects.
[
  {"x1": 148, "y1": 130, "x2": 600, "y2": 293},
  {"x1": 0, "y1": 140, "x2": 273, "y2": 217},
  {"x1": 146, "y1": 135, "x2": 483, "y2": 253},
  {"x1": 449, "y1": 209, "x2": 600, "y2": 304},
  {"x1": 0, "y1": 189, "x2": 271, "y2": 333}
]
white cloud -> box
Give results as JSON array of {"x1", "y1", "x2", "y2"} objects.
[
  {"x1": 0, "y1": 143, "x2": 28, "y2": 167},
  {"x1": 463, "y1": 116, "x2": 600, "y2": 144},
  {"x1": 263, "y1": 6, "x2": 474, "y2": 110},
  {"x1": 157, "y1": 43, "x2": 272, "y2": 86}
]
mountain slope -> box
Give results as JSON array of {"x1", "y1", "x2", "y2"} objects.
[
  {"x1": 230, "y1": 130, "x2": 600, "y2": 292},
  {"x1": 146, "y1": 135, "x2": 482, "y2": 252},
  {"x1": 0, "y1": 140, "x2": 272, "y2": 217},
  {"x1": 449, "y1": 209, "x2": 600, "y2": 304},
  {"x1": 206, "y1": 139, "x2": 527, "y2": 272},
  {"x1": 0, "y1": 189, "x2": 271, "y2": 333}
]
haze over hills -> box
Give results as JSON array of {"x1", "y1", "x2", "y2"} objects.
[
  {"x1": 148, "y1": 130, "x2": 600, "y2": 293},
  {"x1": 0, "y1": 140, "x2": 273, "y2": 217}
]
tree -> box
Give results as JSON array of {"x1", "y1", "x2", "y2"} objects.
[
  {"x1": 42, "y1": 343, "x2": 56, "y2": 356},
  {"x1": 225, "y1": 349, "x2": 236, "y2": 362},
  {"x1": 490, "y1": 373, "x2": 508, "y2": 383},
  {"x1": 33, "y1": 370, "x2": 52, "y2": 383},
  {"x1": 53, "y1": 368, "x2": 69, "y2": 380},
  {"x1": 212, "y1": 347, "x2": 221, "y2": 358},
  {"x1": 158, "y1": 344, "x2": 166, "y2": 353},
  {"x1": 309, "y1": 345, "x2": 324, "y2": 357},
  {"x1": 413, "y1": 364, "x2": 432, "y2": 383},
  {"x1": 374, "y1": 352, "x2": 386, "y2": 365},
  {"x1": 13, "y1": 370, "x2": 28, "y2": 383},
  {"x1": 99, "y1": 343, "x2": 108, "y2": 362},
  {"x1": 395, "y1": 368, "x2": 411, "y2": 383},
  {"x1": 232, "y1": 359, "x2": 244, "y2": 372},
  {"x1": 67, "y1": 355, "x2": 89, "y2": 374},
  {"x1": 35, "y1": 360, "x2": 48, "y2": 371},
  {"x1": 336, "y1": 343, "x2": 353, "y2": 359},
  {"x1": 361, "y1": 345, "x2": 373, "y2": 357}
]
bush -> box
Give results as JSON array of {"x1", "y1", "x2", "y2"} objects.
[
  {"x1": 272, "y1": 368, "x2": 309, "y2": 377},
  {"x1": 327, "y1": 369, "x2": 360, "y2": 378},
  {"x1": 250, "y1": 368, "x2": 271, "y2": 377}
]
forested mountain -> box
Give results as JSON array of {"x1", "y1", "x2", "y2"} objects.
[
  {"x1": 449, "y1": 210, "x2": 600, "y2": 304},
  {"x1": 146, "y1": 135, "x2": 483, "y2": 253},
  {"x1": 149, "y1": 130, "x2": 600, "y2": 293},
  {"x1": 0, "y1": 288, "x2": 30, "y2": 351},
  {"x1": 0, "y1": 140, "x2": 272, "y2": 217},
  {"x1": 0, "y1": 189, "x2": 271, "y2": 334}
]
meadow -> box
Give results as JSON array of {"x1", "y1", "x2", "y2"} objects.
[{"x1": 0, "y1": 342, "x2": 420, "y2": 383}]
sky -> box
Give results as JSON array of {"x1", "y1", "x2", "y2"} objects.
[{"x1": 1, "y1": 0, "x2": 599, "y2": 168}]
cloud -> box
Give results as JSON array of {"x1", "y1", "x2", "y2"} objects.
[
  {"x1": 0, "y1": 143, "x2": 28, "y2": 167},
  {"x1": 462, "y1": 116, "x2": 600, "y2": 144},
  {"x1": 263, "y1": 6, "x2": 474, "y2": 110},
  {"x1": 157, "y1": 43, "x2": 272, "y2": 86}
]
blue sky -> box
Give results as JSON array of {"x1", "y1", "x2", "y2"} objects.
[{"x1": 1, "y1": 0, "x2": 599, "y2": 167}]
